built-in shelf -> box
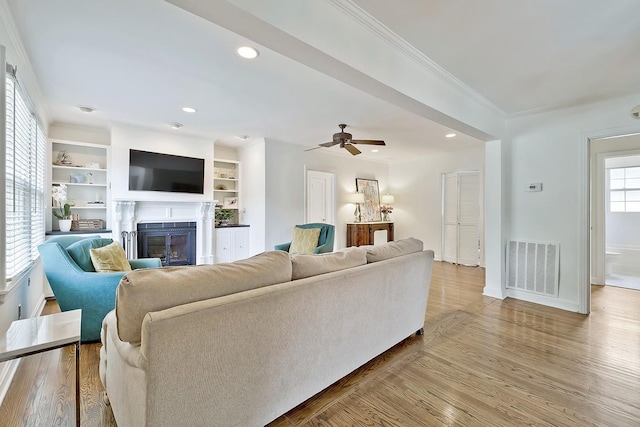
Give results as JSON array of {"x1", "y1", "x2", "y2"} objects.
[{"x1": 214, "y1": 158, "x2": 241, "y2": 225}]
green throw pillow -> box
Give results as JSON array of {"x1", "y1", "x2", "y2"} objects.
[
  {"x1": 66, "y1": 238, "x2": 114, "y2": 272},
  {"x1": 289, "y1": 227, "x2": 321, "y2": 254}
]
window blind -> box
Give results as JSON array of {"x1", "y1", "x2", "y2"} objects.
[{"x1": 4, "y1": 68, "x2": 46, "y2": 282}]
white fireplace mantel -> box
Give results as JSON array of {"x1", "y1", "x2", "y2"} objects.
[{"x1": 113, "y1": 200, "x2": 217, "y2": 264}]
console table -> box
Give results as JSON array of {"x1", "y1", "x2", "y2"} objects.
[
  {"x1": 347, "y1": 222, "x2": 394, "y2": 247},
  {"x1": 0, "y1": 310, "x2": 82, "y2": 427}
]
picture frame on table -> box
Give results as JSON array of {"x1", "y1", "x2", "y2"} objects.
[
  {"x1": 223, "y1": 197, "x2": 238, "y2": 208},
  {"x1": 355, "y1": 178, "x2": 381, "y2": 222}
]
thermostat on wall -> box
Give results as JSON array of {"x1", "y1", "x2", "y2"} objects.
[{"x1": 526, "y1": 183, "x2": 542, "y2": 192}]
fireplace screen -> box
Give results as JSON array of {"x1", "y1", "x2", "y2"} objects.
[{"x1": 138, "y1": 222, "x2": 196, "y2": 266}]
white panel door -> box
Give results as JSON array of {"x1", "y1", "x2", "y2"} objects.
[
  {"x1": 442, "y1": 171, "x2": 480, "y2": 266},
  {"x1": 306, "y1": 170, "x2": 335, "y2": 224}
]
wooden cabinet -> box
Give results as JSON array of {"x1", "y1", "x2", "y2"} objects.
[
  {"x1": 347, "y1": 222, "x2": 394, "y2": 247},
  {"x1": 49, "y1": 139, "x2": 110, "y2": 232},
  {"x1": 215, "y1": 226, "x2": 249, "y2": 263}
]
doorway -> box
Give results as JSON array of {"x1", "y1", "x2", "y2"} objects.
[{"x1": 590, "y1": 136, "x2": 640, "y2": 291}]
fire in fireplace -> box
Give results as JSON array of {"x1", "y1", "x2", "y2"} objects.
[{"x1": 137, "y1": 222, "x2": 196, "y2": 266}]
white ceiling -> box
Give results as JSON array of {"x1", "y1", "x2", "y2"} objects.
[{"x1": 6, "y1": 0, "x2": 640, "y2": 162}]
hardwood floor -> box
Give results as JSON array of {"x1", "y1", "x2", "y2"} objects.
[{"x1": 1, "y1": 261, "x2": 639, "y2": 426}]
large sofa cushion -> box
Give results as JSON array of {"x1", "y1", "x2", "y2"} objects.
[
  {"x1": 66, "y1": 238, "x2": 114, "y2": 272},
  {"x1": 116, "y1": 250, "x2": 292, "y2": 343},
  {"x1": 291, "y1": 247, "x2": 367, "y2": 280},
  {"x1": 364, "y1": 238, "x2": 424, "y2": 263}
]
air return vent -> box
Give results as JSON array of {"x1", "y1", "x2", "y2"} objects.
[{"x1": 506, "y1": 241, "x2": 559, "y2": 297}]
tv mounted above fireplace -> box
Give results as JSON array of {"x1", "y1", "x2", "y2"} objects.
[{"x1": 129, "y1": 149, "x2": 205, "y2": 194}]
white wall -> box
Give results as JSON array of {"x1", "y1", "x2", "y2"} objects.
[
  {"x1": 498, "y1": 93, "x2": 640, "y2": 312},
  {"x1": 242, "y1": 138, "x2": 390, "y2": 253},
  {"x1": 214, "y1": 143, "x2": 238, "y2": 161},
  {"x1": 49, "y1": 123, "x2": 110, "y2": 145},
  {"x1": 110, "y1": 124, "x2": 215, "y2": 202},
  {"x1": 239, "y1": 139, "x2": 266, "y2": 255},
  {"x1": 389, "y1": 145, "x2": 485, "y2": 262}
]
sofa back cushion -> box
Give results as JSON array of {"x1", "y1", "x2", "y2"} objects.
[
  {"x1": 364, "y1": 238, "x2": 424, "y2": 263},
  {"x1": 116, "y1": 250, "x2": 292, "y2": 343},
  {"x1": 66, "y1": 238, "x2": 114, "y2": 272},
  {"x1": 290, "y1": 247, "x2": 367, "y2": 280}
]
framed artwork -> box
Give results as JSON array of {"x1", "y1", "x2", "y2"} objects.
[
  {"x1": 355, "y1": 178, "x2": 381, "y2": 222},
  {"x1": 223, "y1": 197, "x2": 238, "y2": 208}
]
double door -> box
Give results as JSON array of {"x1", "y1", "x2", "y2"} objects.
[{"x1": 442, "y1": 171, "x2": 480, "y2": 266}]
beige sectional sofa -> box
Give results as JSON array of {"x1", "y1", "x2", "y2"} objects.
[{"x1": 100, "y1": 238, "x2": 434, "y2": 427}]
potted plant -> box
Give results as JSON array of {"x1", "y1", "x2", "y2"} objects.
[
  {"x1": 52, "y1": 184, "x2": 75, "y2": 231},
  {"x1": 380, "y1": 205, "x2": 393, "y2": 222},
  {"x1": 53, "y1": 202, "x2": 75, "y2": 231},
  {"x1": 215, "y1": 208, "x2": 235, "y2": 226}
]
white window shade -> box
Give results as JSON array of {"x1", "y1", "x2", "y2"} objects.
[{"x1": 4, "y1": 69, "x2": 46, "y2": 283}]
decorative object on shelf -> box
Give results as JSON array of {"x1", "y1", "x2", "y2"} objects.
[
  {"x1": 348, "y1": 192, "x2": 365, "y2": 223},
  {"x1": 70, "y1": 173, "x2": 85, "y2": 183},
  {"x1": 86, "y1": 172, "x2": 94, "y2": 184},
  {"x1": 52, "y1": 201, "x2": 74, "y2": 232},
  {"x1": 380, "y1": 194, "x2": 395, "y2": 221},
  {"x1": 223, "y1": 197, "x2": 238, "y2": 208},
  {"x1": 355, "y1": 178, "x2": 381, "y2": 222},
  {"x1": 215, "y1": 184, "x2": 228, "y2": 190},
  {"x1": 86, "y1": 162, "x2": 100, "y2": 169},
  {"x1": 55, "y1": 150, "x2": 72, "y2": 165},
  {"x1": 215, "y1": 209, "x2": 235, "y2": 226}
]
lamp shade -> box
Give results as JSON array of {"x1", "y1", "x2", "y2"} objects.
[
  {"x1": 348, "y1": 193, "x2": 365, "y2": 203},
  {"x1": 381, "y1": 194, "x2": 395, "y2": 204}
]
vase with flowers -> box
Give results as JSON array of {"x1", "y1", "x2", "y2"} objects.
[
  {"x1": 380, "y1": 205, "x2": 393, "y2": 222},
  {"x1": 52, "y1": 184, "x2": 75, "y2": 231}
]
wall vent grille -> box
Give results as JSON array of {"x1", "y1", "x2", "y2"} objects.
[{"x1": 506, "y1": 241, "x2": 559, "y2": 297}]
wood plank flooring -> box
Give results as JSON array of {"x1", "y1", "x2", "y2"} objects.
[{"x1": 1, "y1": 261, "x2": 639, "y2": 426}]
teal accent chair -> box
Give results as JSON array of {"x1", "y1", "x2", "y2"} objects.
[
  {"x1": 38, "y1": 236, "x2": 162, "y2": 342},
  {"x1": 274, "y1": 223, "x2": 335, "y2": 254}
]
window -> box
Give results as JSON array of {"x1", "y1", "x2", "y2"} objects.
[
  {"x1": 4, "y1": 64, "x2": 46, "y2": 283},
  {"x1": 609, "y1": 166, "x2": 640, "y2": 212}
]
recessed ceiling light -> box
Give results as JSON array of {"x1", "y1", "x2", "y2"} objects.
[
  {"x1": 446, "y1": 133, "x2": 456, "y2": 138},
  {"x1": 170, "y1": 122, "x2": 183, "y2": 129},
  {"x1": 182, "y1": 107, "x2": 197, "y2": 113},
  {"x1": 237, "y1": 135, "x2": 250, "y2": 140},
  {"x1": 237, "y1": 46, "x2": 259, "y2": 59},
  {"x1": 371, "y1": 149, "x2": 379, "y2": 153},
  {"x1": 77, "y1": 105, "x2": 95, "y2": 113}
]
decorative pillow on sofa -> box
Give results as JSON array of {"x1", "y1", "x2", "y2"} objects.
[
  {"x1": 289, "y1": 226, "x2": 321, "y2": 254},
  {"x1": 364, "y1": 238, "x2": 424, "y2": 263},
  {"x1": 90, "y1": 241, "x2": 132, "y2": 273},
  {"x1": 66, "y1": 238, "x2": 114, "y2": 272},
  {"x1": 291, "y1": 247, "x2": 367, "y2": 280}
]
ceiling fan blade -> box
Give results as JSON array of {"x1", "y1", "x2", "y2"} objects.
[
  {"x1": 344, "y1": 144, "x2": 361, "y2": 156},
  {"x1": 319, "y1": 141, "x2": 339, "y2": 148},
  {"x1": 351, "y1": 139, "x2": 386, "y2": 146},
  {"x1": 304, "y1": 146, "x2": 323, "y2": 152}
]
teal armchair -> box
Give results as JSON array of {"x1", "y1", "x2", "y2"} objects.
[
  {"x1": 38, "y1": 236, "x2": 161, "y2": 342},
  {"x1": 274, "y1": 223, "x2": 335, "y2": 254}
]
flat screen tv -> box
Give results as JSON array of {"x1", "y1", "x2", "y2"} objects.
[{"x1": 129, "y1": 149, "x2": 205, "y2": 194}]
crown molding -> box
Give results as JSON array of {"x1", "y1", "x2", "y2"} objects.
[
  {"x1": 0, "y1": 0, "x2": 49, "y2": 125},
  {"x1": 326, "y1": 0, "x2": 505, "y2": 117}
]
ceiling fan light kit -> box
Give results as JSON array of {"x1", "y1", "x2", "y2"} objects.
[{"x1": 309, "y1": 124, "x2": 386, "y2": 156}]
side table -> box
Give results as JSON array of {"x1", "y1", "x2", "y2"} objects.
[{"x1": 0, "y1": 309, "x2": 82, "y2": 426}]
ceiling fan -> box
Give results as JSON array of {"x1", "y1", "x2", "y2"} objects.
[{"x1": 307, "y1": 124, "x2": 385, "y2": 156}]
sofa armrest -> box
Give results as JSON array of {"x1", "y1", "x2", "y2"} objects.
[
  {"x1": 129, "y1": 258, "x2": 162, "y2": 270},
  {"x1": 274, "y1": 242, "x2": 291, "y2": 252}
]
